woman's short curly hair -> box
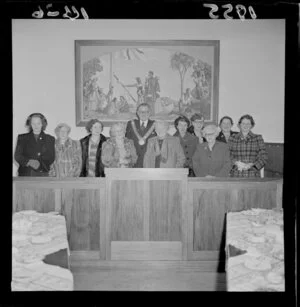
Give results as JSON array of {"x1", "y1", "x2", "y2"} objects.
[
  {"x1": 238, "y1": 114, "x2": 255, "y2": 127},
  {"x1": 190, "y1": 113, "x2": 204, "y2": 123},
  {"x1": 109, "y1": 122, "x2": 126, "y2": 137},
  {"x1": 85, "y1": 119, "x2": 104, "y2": 133},
  {"x1": 219, "y1": 116, "x2": 234, "y2": 126},
  {"x1": 54, "y1": 123, "x2": 71, "y2": 138},
  {"x1": 25, "y1": 113, "x2": 48, "y2": 132},
  {"x1": 174, "y1": 115, "x2": 190, "y2": 129}
]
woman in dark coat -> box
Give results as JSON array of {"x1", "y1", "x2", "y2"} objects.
[
  {"x1": 80, "y1": 119, "x2": 107, "y2": 177},
  {"x1": 192, "y1": 125, "x2": 231, "y2": 177},
  {"x1": 173, "y1": 115, "x2": 198, "y2": 177},
  {"x1": 14, "y1": 113, "x2": 55, "y2": 176},
  {"x1": 216, "y1": 116, "x2": 238, "y2": 143}
]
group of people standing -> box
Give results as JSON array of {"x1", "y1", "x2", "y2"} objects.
[{"x1": 14, "y1": 103, "x2": 267, "y2": 178}]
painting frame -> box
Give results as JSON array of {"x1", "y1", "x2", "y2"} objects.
[{"x1": 75, "y1": 40, "x2": 220, "y2": 126}]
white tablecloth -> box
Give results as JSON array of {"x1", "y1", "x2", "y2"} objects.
[
  {"x1": 226, "y1": 208, "x2": 284, "y2": 291},
  {"x1": 12, "y1": 210, "x2": 73, "y2": 291}
]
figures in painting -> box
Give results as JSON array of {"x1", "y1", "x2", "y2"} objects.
[
  {"x1": 144, "y1": 71, "x2": 160, "y2": 114},
  {"x1": 124, "y1": 77, "x2": 144, "y2": 105},
  {"x1": 80, "y1": 46, "x2": 215, "y2": 122}
]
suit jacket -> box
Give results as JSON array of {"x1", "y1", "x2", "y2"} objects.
[
  {"x1": 14, "y1": 131, "x2": 55, "y2": 176},
  {"x1": 143, "y1": 135, "x2": 186, "y2": 168},
  {"x1": 192, "y1": 141, "x2": 231, "y2": 177},
  {"x1": 80, "y1": 134, "x2": 107, "y2": 177},
  {"x1": 173, "y1": 131, "x2": 198, "y2": 168},
  {"x1": 125, "y1": 118, "x2": 157, "y2": 168},
  {"x1": 216, "y1": 130, "x2": 238, "y2": 143}
]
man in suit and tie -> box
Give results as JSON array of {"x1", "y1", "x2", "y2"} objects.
[{"x1": 125, "y1": 103, "x2": 156, "y2": 168}]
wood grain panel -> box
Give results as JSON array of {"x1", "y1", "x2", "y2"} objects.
[
  {"x1": 276, "y1": 181, "x2": 283, "y2": 209},
  {"x1": 111, "y1": 241, "x2": 182, "y2": 260},
  {"x1": 192, "y1": 187, "x2": 278, "y2": 252},
  {"x1": 110, "y1": 181, "x2": 144, "y2": 241},
  {"x1": 265, "y1": 142, "x2": 283, "y2": 175},
  {"x1": 193, "y1": 190, "x2": 231, "y2": 251},
  {"x1": 149, "y1": 181, "x2": 181, "y2": 241},
  {"x1": 15, "y1": 188, "x2": 55, "y2": 213},
  {"x1": 99, "y1": 185, "x2": 106, "y2": 260},
  {"x1": 13, "y1": 181, "x2": 16, "y2": 213},
  {"x1": 70, "y1": 251, "x2": 100, "y2": 262},
  {"x1": 13, "y1": 177, "x2": 105, "y2": 189},
  {"x1": 236, "y1": 188, "x2": 276, "y2": 210},
  {"x1": 61, "y1": 189, "x2": 100, "y2": 251},
  {"x1": 104, "y1": 168, "x2": 188, "y2": 180}
]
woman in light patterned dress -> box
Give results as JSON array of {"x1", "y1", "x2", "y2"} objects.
[
  {"x1": 49, "y1": 123, "x2": 82, "y2": 178},
  {"x1": 101, "y1": 123, "x2": 137, "y2": 168}
]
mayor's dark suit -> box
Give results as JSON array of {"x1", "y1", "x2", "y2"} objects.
[
  {"x1": 125, "y1": 119, "x2": 156, "y2": 168},
  {"x1": 79, "y1": 134, "x2": 107, "y2": 177},
  {"x1": 14, "y1": 131, "x2": 55, "y2": 176}
]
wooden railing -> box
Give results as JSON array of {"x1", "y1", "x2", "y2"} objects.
[{"x1": 13, "y1": 171, "x2": 282, "y2": 261}]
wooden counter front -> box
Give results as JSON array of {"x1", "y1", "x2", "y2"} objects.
[{"x1": 13, "y1": 171, "x2": 282, "y2": 262}]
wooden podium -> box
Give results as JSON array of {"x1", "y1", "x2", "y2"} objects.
[{"x1": 104, "y1": 168, "x2": 189, "y2": 261}]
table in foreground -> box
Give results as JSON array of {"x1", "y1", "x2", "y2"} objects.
[
  {"x1": 12, "y1": 210, "x2": 73, "y2": 291},
  {"x1": 226, "y1": 208, "x2": 284, "y2": 291}
]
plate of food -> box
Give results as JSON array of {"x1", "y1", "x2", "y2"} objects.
[{"x1": 31, "y1": 235, "x2": 52, "y2": 244}]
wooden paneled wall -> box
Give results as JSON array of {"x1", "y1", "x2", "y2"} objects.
[
  {"x1": 13, "y1": 174, "x2": 282, "y2": 262},
  {"x1": 188, "y1": 178, "x2": 282, "y2": 260},
  {"x1": 13, "y1": 178, "x2": 105, "y2": 256},
  {"x1": 265, "y1": 142, "x2": 284, "y2": 177}
]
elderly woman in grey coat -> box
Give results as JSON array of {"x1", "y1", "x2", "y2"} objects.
[
  {"x1": 143, "y1": 121, "x2": 185, "y2": 168},
  {"x1": 192, "y1": 124, "x2": 231, "y2": 177}
]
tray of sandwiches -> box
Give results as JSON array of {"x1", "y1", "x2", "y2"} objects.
[
  {"x1": 225, "y1": 208, "x2": 284, "y2": 291},
  {"x1": 12, "y1": 210, "x2": 73, "y2": 291}
]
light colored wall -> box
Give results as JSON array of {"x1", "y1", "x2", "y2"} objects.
[{"x1": 12, "y1": 19, "x2": 285, "y2": 175}]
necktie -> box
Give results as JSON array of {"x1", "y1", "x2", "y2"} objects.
[{"x1": 141, "y1": 122, "x2": 145, "y2": 132}]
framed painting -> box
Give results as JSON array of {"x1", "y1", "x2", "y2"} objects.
[{"x1": 75, "y1": 40, "x2": 220, "y2": 126}]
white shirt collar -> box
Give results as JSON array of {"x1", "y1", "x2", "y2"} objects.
[{"x1": 140, "y1": 120, "x2": 148, "y2": 127}]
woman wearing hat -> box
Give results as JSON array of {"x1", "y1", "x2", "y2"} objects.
[
  {"x1": 192, "y1": 124, "x2": 231, "y2": 177},
  {"x1": 228, "y1": 114, "x2": 267, "y2": 177},
  {"x1": 187, "y1": 113, "x2": 206, "y2": 144},
  {"x1": 49, "y1": 123, "x2": 82, "y2": 178},
  {"x1": 173, "y1": 115, "x2": 198, "y2": 177}
]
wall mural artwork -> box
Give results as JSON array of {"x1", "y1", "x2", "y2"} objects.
[{"x1": 75, "y1": 40, "x2": 220, "y2": 126}]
